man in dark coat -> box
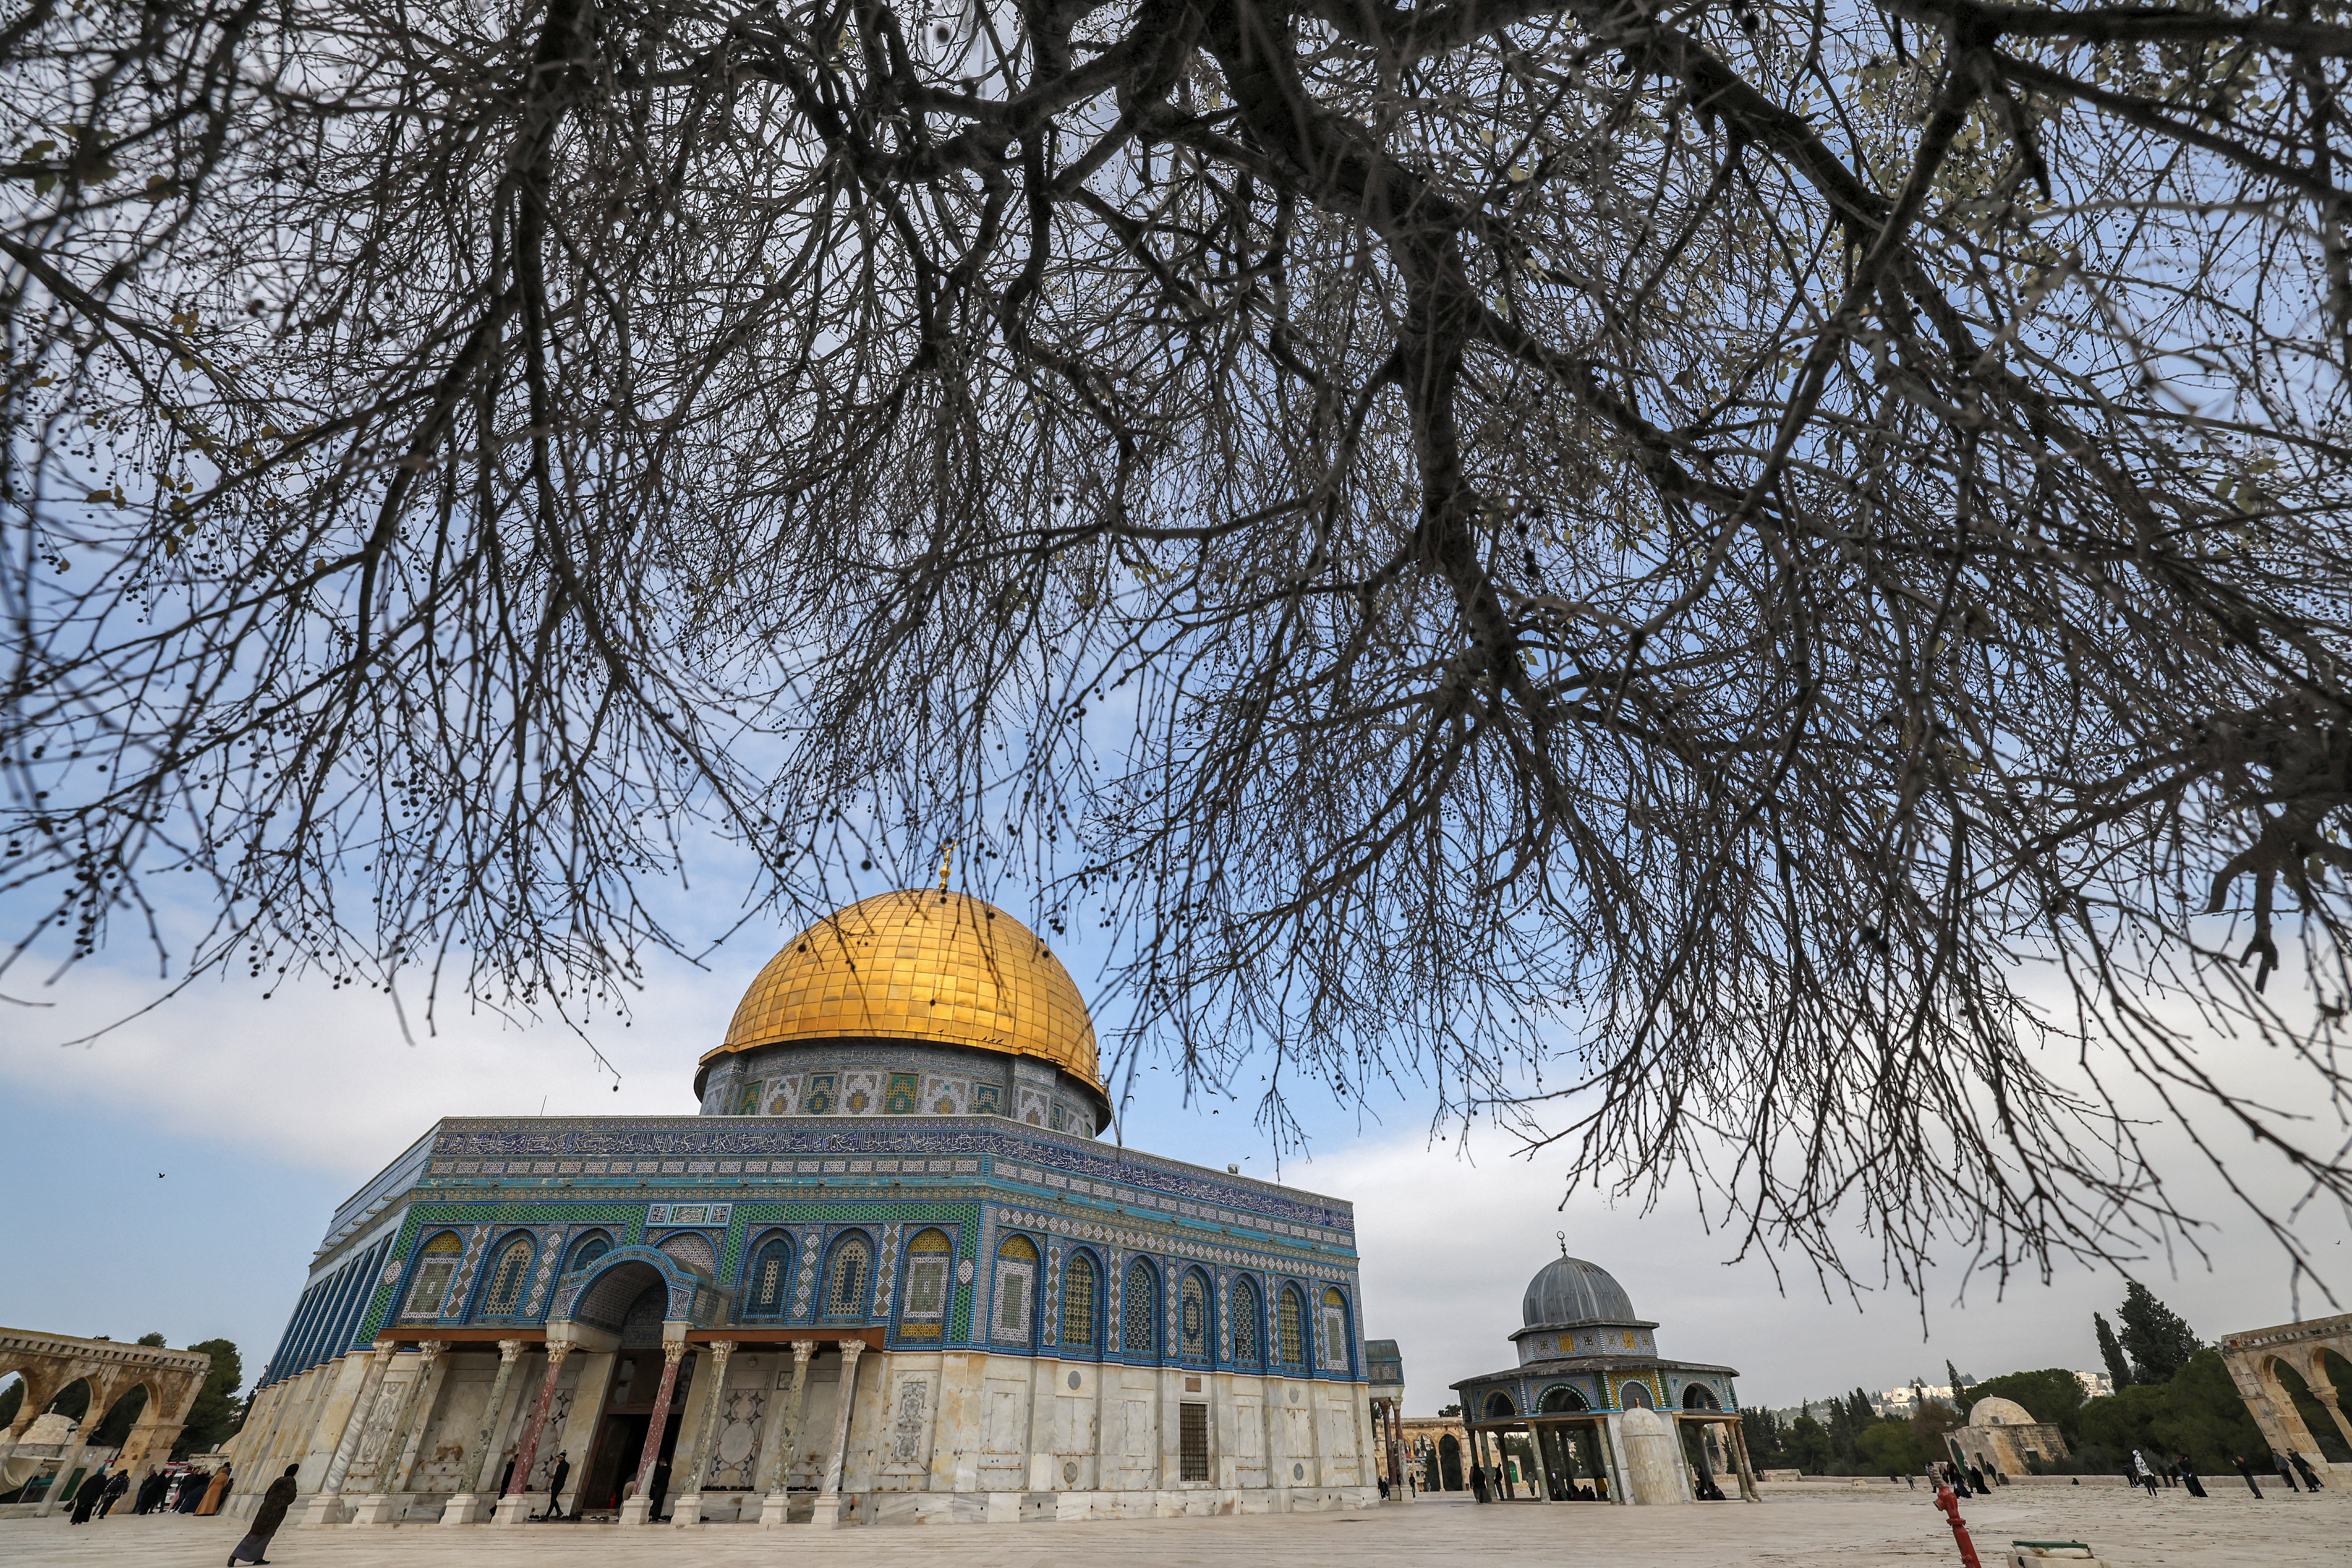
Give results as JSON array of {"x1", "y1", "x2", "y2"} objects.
[
  {"x1": 2230, "y1": 1454, "x2": 2265, "y2": 1498},
  {"x1": 228, "y1": 1464, "x2": 300, "y2": 1567},
  {"x1": 132, "y1": 1470, "x2": 168, "y2": 1514},
  {"x1": 98, "y1": 1468, "x2": 131, "y2": 1516},
  {"x1": 541, "y1": 1453, "x2": 570, "y2": 1521},
  {"x1": 2289, "y1": 1450, "x2": 2324, "y2": 1489},
  {"x1": 68, "y1": 1466, "x2": 109, "y2": 1524}
]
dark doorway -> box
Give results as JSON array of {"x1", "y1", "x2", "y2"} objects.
[
  {"x1": 1437, "y1": 1433, "x2": 1464, "y2": 1490},
  {"x1": 575, "y1": 1347, "x2": 688, "y2": 1517}
]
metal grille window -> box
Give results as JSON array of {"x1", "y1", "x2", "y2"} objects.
[
  {"x1": 1062, "y1": 1254, "x2": 1097, "y2": 1348},
  {"x1": 1179, "y1": 1272, "x2": 1209, "y2": 1359},
  {"x1": 826, "y1": 1236, "x2": 871, "y2": 1317},
  {"x1": 1121, "y1": 1260, "x2": 1156, "y2": 1354},
  {"x1": 484, "y1": 1238, "x2": 534, "y2": 1314},
  {"x1": 994, "y1": 1236, "x2": 1038, "y2": 1341},
  {"x1": 403, "y1": 1232, "x2": 464, "y2": 1317},
  {"x1": 1179, "y1": 1402, "x2": 1210, "y2": 1482},
  {"x1": 1278, "y1": 1286, "x2": 1304, "y2": 1366},
  {"x1": 747, "y1": 1238, "x2": 792, "y2": 1317},
  {"x1": 1231, "y1": 1278, "x2": 1260, "y2": 1365}
]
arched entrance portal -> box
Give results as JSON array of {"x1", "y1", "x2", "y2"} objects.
[
  {"x1": 573, "y1": 1266, "x2": 689, "y2": 1518},
  {"x1": 1437, "y1": 1433, "x2": 1464, "y2": 1490}
]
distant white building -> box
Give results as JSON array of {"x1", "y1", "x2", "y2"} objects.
[{"x1": 2073, "y1": 1370, "x2": 2114, "y2": 1400}]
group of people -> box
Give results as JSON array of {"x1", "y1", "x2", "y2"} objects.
[
  {"x1": 64, "y1": 1461, "x2": 234, "y2": 1523},
  {"x1": 2127, "y1": 1447, "x2": 2325, "y2": 1498},
  {"x1": 1933, "y1": 1459, "x2": 1998, "y2": 1496}
]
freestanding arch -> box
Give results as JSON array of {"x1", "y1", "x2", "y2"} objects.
[{"x1": 2220, "y1": 1312, "x2": 2352, "y2": 1477}]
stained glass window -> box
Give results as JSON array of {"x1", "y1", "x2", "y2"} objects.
[
  {"x1": 484, "y1": 1238, "x2": 534, "y2": 1315},
  {"x1": 1063, "y1": 1254, "x2": 1097, "y2": 1348},
  {"x1": 1122, "y1": 1260, "x2": 1156, "y2": 1355},
  {"x1": 826, "y1": 1235, "x2": 871, "y2": 1318},
  {"x1": 1278, "y1": 1285, "x2": 1304, "y2": 1367},
  {"x1": 747, "y1": 1237, "x2": 792, "y2": 1317},
  {"x1": 1231, "y1": 1277, "x2": 1261, "y2": 1366}
]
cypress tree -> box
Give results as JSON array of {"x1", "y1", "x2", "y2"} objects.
[
  {"x1": 2116, "y1": 1283, "x2": 2201, "y2": 1383},
  {"x1": 2094, "y1": 1311, "x2": 2135, "y2": 1389}
]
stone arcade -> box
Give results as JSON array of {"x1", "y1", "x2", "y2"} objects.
[{"x1": 222, "y1": 888, "x2": 1379, "y2": 1527}]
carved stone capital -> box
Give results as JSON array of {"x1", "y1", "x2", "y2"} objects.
[
  {"x1": 497, "y1": 1339, "x2": 526, "y2": 1362},
  {"x1": 791, "y1": 1340, "x2": 816, "y2": 1363}
]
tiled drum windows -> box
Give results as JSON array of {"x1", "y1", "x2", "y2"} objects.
[
  {"x1": 1278, "y1": 1285, "x2": 1305, "y2": 1368},
  {"x1": 825, "y1": 1234, "x2": 872, "y2": 1319},
  {"x1": 1178, "y1": 1271, "x2": 1209, "y2": 1360},
  {"x1": 1121, "y1": 1260, "x2": 1156, "y2": 1355},
  {"x1": 483, "y1": 1237, "x2": 534, "y2": 1315}
]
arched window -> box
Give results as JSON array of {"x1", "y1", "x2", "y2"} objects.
[
  {"x1": 1682, "y1": 1383, "x2": 1719, "y2": 1410},
  {"x1": 898, "y1": 1228, "x2": 952, "y2": 1339},
  {"x1": 745, "y1": 1235, "x2": 793, "y2": 1319},
  {"x1": 1121, "y1": 1260, "x2": 1157, "y2": 1355},
  {"x1": 1540, "y1": 1385, "x2": 1589, "y2": 1413},
  {"x1": 1484, "y1": 1390, "x2": 1517, "y2": 1419},
  {"x1": 1618, "y1": 1381, "x2": 1653, "y2": 1410},
  {"x1": 994, "y1": 1236, "x2": 1039, "y2": 1342},
  {"x1": 1317, "y1": 1287, "x2": 1350, "y2": 1372},
  {"x1": 403, "y1": 1232, "x2": 464, "y2": 1318},
  {"x1": 824, "y1": 1234, "x2": 872, "y2": 1319},
  {"x1": 1231, "y1": 1277, "x2": 1262, "y2": 1366},
  {"x1": 483, "y1": 1236, "x2": 535, "y2": 1315},
  {"x1": 1178, "y1": 1271, "x2": 1210, "y2": 1360},
  {"x1": 1278, "y1": 1285, "x2": 1306, "y2": 1368},
  {"x1": 565, "y1": 1233, "x2": 611, "y2": 1273},
  {"x1": 1062, "y1": 1253, "x2": 1098, "y2": 1349}
]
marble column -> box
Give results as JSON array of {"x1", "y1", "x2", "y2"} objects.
[
  {"x1": 352, "y1": 1342, "x2": 445, "y2": 1523},
  {"x1": 1726, "y1": 1418, "x2": 1762, "y2": 1502},
  {"x1": 808, "y1": 1340, "x2": 865, "y2": 1527},
  {"x1": 492, "y1": 1342, "x2": 571, "y2": 1526},
  {"x1": 758, "y1": 1341, "x2": 815, "y2": 1527},
  {"x1": 670, "y1": 1339, "x2": 735, "y2": 1526},
  {"x1": 443, "y1": 1340, "x2": 525, "y2": 1525},
  {"x1": 305, "y1": 1346, "x2": 395, "y2": 1525},
  {"x1": 618, "y1": 1339, "x2": 688, "y2": 1525}
]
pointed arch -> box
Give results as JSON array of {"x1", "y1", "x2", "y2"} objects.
[
  {"x1": 1230, "y1": 1275, "x2": 1263, "y2": 1368},
  {"x1": 1178, "y1": 1269, "x2": 1212, "y2": 1361},
  {"x1": 1121, "y1": 1257, "x2": 1159, "y2": 1357},
  {"x1": 897, "y1": 1227, "x2": 953, "y2": 1338},
  {"x1": 1277, "y1": 1283, "x2": 1306, "y2": 1369},
  {"x1": 478, "y1": 1232, "x2": 537, "y2": 1316},
  {"x1": 401, "y1": 1231, "x2": 465, "y2": 1319},
  {"x1": 993, "y1": 1233, "x2": 1040, "y2": 1344},
  {"x1": 822, "y1": 1231, "x2": 874, "y2": 1320},
  {"x1": 1061, "y1": 1250, "x2": 1101, "y2": 1351},
  {"x1": 743, "y1": 1231, "x2": 795, "y2": 1320}
]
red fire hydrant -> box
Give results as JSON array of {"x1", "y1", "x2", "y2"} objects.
[{"x1": 1934, "y1": 1485, "x2": 1985, "y2": 1568}]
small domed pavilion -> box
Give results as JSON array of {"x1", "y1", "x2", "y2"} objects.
[{"x1": 1450, "y1": 1248, "x2": 1754, "y2": 1504}]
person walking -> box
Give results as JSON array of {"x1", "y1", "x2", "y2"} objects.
[
  {"x1": 2289, "y1": 1450, "x2": 2324, "y2": 1489},
  {"x1": 2230, "y1": 1454, "x2": 2265, "y2": 1498},
  {"x1": 2129, "y1": 1450, "x2": 2158, "y2": 1496},
  {"x1": 98, "y1": 1468, "x2": 131, "y2": 1516},
  {"x1": 227, "y1": 1464, "x2": 300, "y2": 1567},
  {"x1": 541, "y1": 1452, "x2": 570, "y2": 1520},
  {"x1": 132, "y1": 1470, "x2": 167, "y2": 1514},
  {"x1": 68, "y1": 1466, "x2": 110, "y2": 1525},
  {"x1": 2175, "y1": 1455, "x2": 2206, "y2": 1498},
  {"x1": 1470, "y1": 1463, "x2": 1489, "y2": 1504},
  {"x1": 2272, "y1": 1450, "x2": 2302, "y2": 1492}
]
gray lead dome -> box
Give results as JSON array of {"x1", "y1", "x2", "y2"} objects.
[{"x1": 1522, "y1": 1255, "x2": 1638, "y2": 1328}]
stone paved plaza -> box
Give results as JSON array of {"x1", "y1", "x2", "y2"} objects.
[{"x1": 1, "y1": 1486, "x2": 2343, "y2": 1568}]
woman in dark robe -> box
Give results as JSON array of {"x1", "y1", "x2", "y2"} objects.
[
  {"x1": 133, "y1": 1470, "x2": 167, "y2": 1514},
  {"x1": 228, "y1": 1464, "x2": 300, "y2": 1568},
  {"x1": 68, "y1": 1466, "x2": 109, "y2": 1524},
  {"x1": 178, "y1": 1470, "x2": 209, "y2": 1511}
]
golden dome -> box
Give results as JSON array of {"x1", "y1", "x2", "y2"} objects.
[{"x1": 702, "y1": 890, "x2": 1101, "y2": 1092}]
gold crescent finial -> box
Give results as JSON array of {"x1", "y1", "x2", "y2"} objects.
[
  {"x1": 1557, "y1": 1229, "x2": 1569, "y2": 1257},
  {"x1": 939, "y1": 841, "x2": 954, "y2": 893}
]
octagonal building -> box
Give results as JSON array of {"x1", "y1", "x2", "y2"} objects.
[{"x1": 223, "y1": 891, "x2": 1378, "y2": 1528}]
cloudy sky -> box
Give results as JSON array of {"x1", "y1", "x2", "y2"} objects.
[{"x1": 3, "y1": 873, "x2": 2347, "y2": 1417}]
